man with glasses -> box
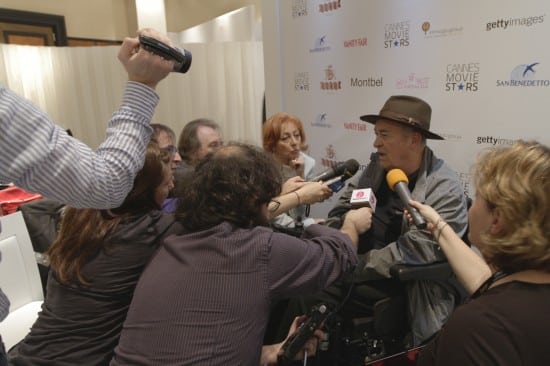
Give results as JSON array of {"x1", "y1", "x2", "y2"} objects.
[{"x1": 151, "y1": 123, "x2": 182, "y2": 172}]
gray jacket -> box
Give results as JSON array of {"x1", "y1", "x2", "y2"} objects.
[{"x1": 328, "y1": 146, "x2": 468, "y2": 344}]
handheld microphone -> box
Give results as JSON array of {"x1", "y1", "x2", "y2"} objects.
[
  {"x1": 309, "y1": 159, "x2": 360, "y2": 183},
  {"x1": 350, "y1": 188, "x2": 377, "y2": 212},
  {"x1": 318, "y1": 159, "x2": 360, "y2": 192},
  {"x1": 386, "y1": 169, "x2": 427, "y2": 229}
]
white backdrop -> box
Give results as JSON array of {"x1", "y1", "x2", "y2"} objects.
[
  {"x1": 263, "y1": 0, "x2": 550, "y2": 217},
  {"x1": 0, "y1": 39, "x2": 265, "y2": 152}
]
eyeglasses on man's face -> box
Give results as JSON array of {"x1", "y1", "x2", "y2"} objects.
[{"x1": 162, "y1": 145, "x2": 178, "y2": 156}]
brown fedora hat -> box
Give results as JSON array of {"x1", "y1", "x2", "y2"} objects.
[{"x1": 360, "y1": 95, "x2": 444, "y2": 140}]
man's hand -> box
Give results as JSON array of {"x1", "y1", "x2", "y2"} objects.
[
  {"x1": 340, "y1": 207, "x2": 372, "y2": 247},
  {"x1": 118, "y1": 28, "x2": 175, "y2": 90},
  {"x1": 260, "y1": 316, "x2": 323, "y2": 365}
]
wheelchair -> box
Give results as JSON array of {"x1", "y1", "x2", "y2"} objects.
[{"x1": 312, "y1": 261, "x2": 467, "y2": 366}]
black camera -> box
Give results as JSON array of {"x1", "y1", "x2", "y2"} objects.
[{"x1": 139, "y1": 35, "x2": 192, "y2": 74}]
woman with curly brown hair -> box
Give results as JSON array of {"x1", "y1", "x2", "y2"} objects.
[
  {"x1": 9, "y1": 141, "x2": 178, "y2": 366},
  {"x1": 408, "y1": 140, "x2": 550, "y2": 366}
]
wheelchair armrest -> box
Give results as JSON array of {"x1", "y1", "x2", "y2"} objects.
[{"x1": 390, "y1": 261, "x2": 453, "y2": 282}]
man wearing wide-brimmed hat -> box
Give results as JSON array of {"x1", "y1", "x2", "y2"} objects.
[{"x1": 279, "y1": 95, "x2": 469, "y2": 347}]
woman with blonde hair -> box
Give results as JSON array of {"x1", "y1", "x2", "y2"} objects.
[{"x1": 408, "y1": 140, "x2": 550, "y2": 366}]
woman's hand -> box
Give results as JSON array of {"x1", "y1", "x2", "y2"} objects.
[
  {"x1": 296, "y1": 182, "x2": 333, "y2": 204},
  {"x1": 281, "y1": 176, "x2": 306, "y2": 196},
  {"x1": 290, "y1": 156, "x2": 305, "y2": 178},
  {"x1": 407, "y1": 200, "x2": 442, "y2": 233}
]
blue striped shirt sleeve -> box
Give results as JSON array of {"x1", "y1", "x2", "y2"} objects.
[{"x1": 0, "y1": 81, "x2": 158, "y2": 209}]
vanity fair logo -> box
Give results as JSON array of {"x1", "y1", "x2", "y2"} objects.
[
  {"x1": 311, "y1": 113, "x2": 332, "y2": 128},
  {"x1": 396, "y1": 73, "x2": 429, "y2": 89},
  {"x1": 343, "y1": 121, "x2": 367, "y2": 132},
  {"x1": 496, "y1": 63, "x2": 550, "y2": 88},
  {"x1": 292, "y1": 0, "x2": 308, "y2": 18},
  {"x1": 310, "y1": 35, "x2": 331, "y2": 53},
  {"x1": 344, "y1": 37, "x2": 368, "y2": 48},
  {"x1": 294, "y1": 72, "x2": 310, "y2": 91},
  {"x1": 319, "y1": 0, "x2": 342, "y2": 13},
  {"x1": 320, "y1": 65, "x2": 342, "y2": 90},
  {"x1": 384, "y1": 20, "x2": 410, "y2": 48},
  {"x1": 445, "y1": 62, "x2": 480, "y2": 92},
  {"x1": 421, "y1": 21, "x2": 463, "y2": 38}
]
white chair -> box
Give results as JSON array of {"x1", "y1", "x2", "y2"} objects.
[{"x1": 0, "y1": 211, "x2": 44, "y2": 350}]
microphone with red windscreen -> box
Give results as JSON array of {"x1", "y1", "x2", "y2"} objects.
[{"x1": 386, "y1": 169, "x2": 427, "y2": 229}]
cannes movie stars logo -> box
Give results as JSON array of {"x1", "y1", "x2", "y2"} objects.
[
  {"x1": 321, "y1": 65, "x2": 342, "y2": 90},
  {"x1": 457, "y1": 172, "x2": 472, "y2": 196},
  {"x1": 292, "y1": 0, "x2": 308, "y2": 18},
  {"x1": 445, "y1": 62, "x2": 480, "y2": 92},
  {"x1": 310, "y1": 35, "x2": 331, "y2": 53},
  {"x1": 294, "y1": 72, "x2": 310, "y2": 91},
  {"x1": 496, "y1": 63, "x2": 550, "y2": 87},
  {"x1": 384, "y1": 20, "x2": 410, "y2": 48}
]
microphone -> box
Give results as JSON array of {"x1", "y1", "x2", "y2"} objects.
[
  {"x1": 309, "y1": 159, "x2": 360, "y2": 183},
  {"x1": 311, "y1": 159, "x2": 360, "y2": 193},
  {"x1": 386, "y1": 169, "x2": 427, "y2": 229},
  {"x1": 350, "y1": 188, "x2": 377, "y2": 212}
]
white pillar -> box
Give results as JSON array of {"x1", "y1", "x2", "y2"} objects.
[{"x1": 135, "y1": 0, "x2": 167, "y2": 33}]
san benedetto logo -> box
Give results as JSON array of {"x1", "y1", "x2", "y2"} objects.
[
  {"x1": 310, "y1": 35, "x2": 331, "y2": 53},
  {"x1": 496, "y1": 63, "x2": 550, "y2": 87},
  {"x1": 311, "y1": 113, "x2": 332, "y2": 128}
]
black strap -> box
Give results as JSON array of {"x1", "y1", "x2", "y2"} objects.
[{"x1": 471, "y1": 270, "x2": 510, "y2": 298}]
